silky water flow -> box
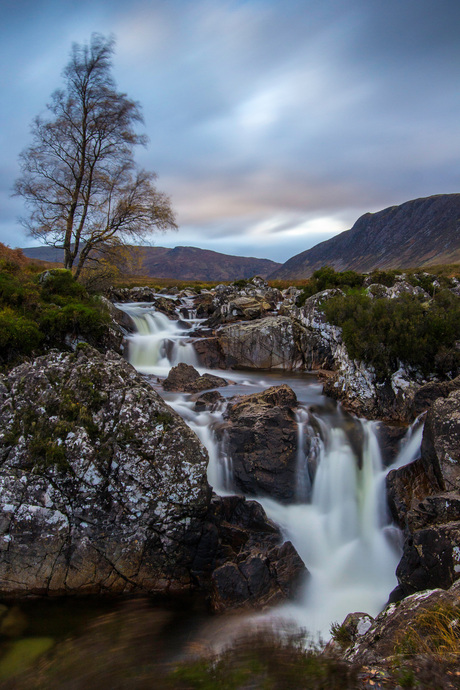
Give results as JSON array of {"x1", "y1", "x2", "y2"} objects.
[{"x1": 118, "y1": 300, "x2": 422, "y2": 639}]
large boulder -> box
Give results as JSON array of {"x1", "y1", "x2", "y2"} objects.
[
  {"x1": 217, "y1": 316, "x2": 309, "y2": 370},
  {"x1": 0, "y1": 346, "x2": 210, "y2": 597},
  {"x1": 0, "y1": 348, "x2": 307, "y2": 610},
  {"x1": 222, "y1": 385, "x2": 301, "y2": 503}
]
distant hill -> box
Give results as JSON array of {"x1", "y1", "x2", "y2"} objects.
[
  {"x1": 21, "y1": 245, "x2": 281, "y2": 281},
  {"x1": 270, "y1": 194, "x2": 460, "y2": 279}
]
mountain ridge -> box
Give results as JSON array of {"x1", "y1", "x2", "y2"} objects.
[
  {"x1": 21, "y1": 245, "x2": 281, "y2": 281},
  {"x1": 270, "y1": 194, "x2": 460, "y2": 279}
]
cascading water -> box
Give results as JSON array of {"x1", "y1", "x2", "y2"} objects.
[
  {"x1": 118, "y1": 302, "x2": 199, "y2": 375},
  {"x1": 119, "y1": 299, "x2": 422, "y2": 640}
]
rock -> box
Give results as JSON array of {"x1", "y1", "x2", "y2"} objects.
[
  {"x1": 152, "y1": 296, "x2": 177, "y2": 318},
  {"x1": 208, "y1": 296, "x2": 275, "y2": 327},
  {"x1": 194, "y1": 495, "x2": 307, "y2": 611},
  {"x1": 412, "y1": 376, "x2": 460, "y2": 417},
  {"x1": 396, "y1": 519, "x2": 460, "y2": 596},
  {"x1": 217, "y1": 316, "x2": 309, "y2": 370},
  {"x1": 0, "y1": 346, "x2": 210, "y2": 597},
  {"x1": 194, "y1": 336, "x2": 226, "y2": 369},
  {"x1": 421, "y1": 389, "x2": 460, "y2": 492},
  {"x1": 386, "y1": 458, "x2": 436, "y2": 527},
  {"x1": 376, "y1": 422, "x2": 409, "y2": 467},
  {"x1": 163, "y1": 363, "x2": 230, "y2": 393},
  {"x1": 107, "y1": 286, "x2": 157, "y2": 302},
  {"x1": 344, "y1": 584, "x2": 460, "y2": 665},
  {"x1": 223, "y1": 385, "x2": 301, "y2": 503},
  {"x1": 193, "y1": 390, "x2": 224, "y2": 412},
  {"x1": 194, "y1": 292, "x2": 216, "y2": 317}
]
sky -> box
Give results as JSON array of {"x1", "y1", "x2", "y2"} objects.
[{"x1": 1, "y1": 0, "x2": 459, "y2": 263}]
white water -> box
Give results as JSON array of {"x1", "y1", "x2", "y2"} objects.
[{"x1": 119, "y1": 300, "x2": 422, "y2": 639}]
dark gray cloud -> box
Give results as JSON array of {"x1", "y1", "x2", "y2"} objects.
[{"x1": 0, "y1": 0, "x2": 459, "y2": 262}]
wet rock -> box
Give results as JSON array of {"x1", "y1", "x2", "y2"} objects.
[
  {"x1": 420, "y1": 389, "x2": 460, "y2": 492},
  {"x1": 376, "y1": 422, "x2": 409, "y2": 467},
  {"x1": 194, "y1": 495, "x2": 307, "y2": 611},
  {"x1": 386, "y1": 458, "x2": 436, "y2": 528},
  {"x1": 194, "y1": 336, "x2": 226, "y2": 369},
  {"x1": 193, "y1": 390, "x2": 225, "y2": 412},
  {"x1": 163, "y1": 363, "x2": 230, "y2": 393},
  {"x1": 0, "y1": 346, "x2": 210, "y2": 597},
  {"x1": 194, "y1": 292, "x2": 216, "y2": 317},
  {"x1": 223, "y1": 385, "x2": 300, "y2": 503},
  {"x1": 152, "y1": 296, "x2": 177, "y2": 318}
]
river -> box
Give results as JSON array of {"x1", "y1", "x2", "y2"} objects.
[{"x1": 119, "y1": 298, "x2": 423, "y2": 640}]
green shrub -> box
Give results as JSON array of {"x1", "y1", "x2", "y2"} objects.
[
  {"x1": 296, "y1": 266, "x2": 364, "y2": 306},
  {"x1": 323, "y1": 290, "x2": 460, "y2": 378},
  {"x1": 0, "y1": 308, "x2": 43, "y2": 360}
]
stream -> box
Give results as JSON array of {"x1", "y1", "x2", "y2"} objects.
[{"x1": 120, "y1": 298, "x2": 423, "y2": 640}]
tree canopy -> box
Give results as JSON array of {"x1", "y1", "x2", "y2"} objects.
[{"x1": 15, "y1": 34, "x2": 177, "y2": 279}]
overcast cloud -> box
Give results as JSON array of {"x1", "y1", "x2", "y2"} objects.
[{"x1": 1, "y1": 0, "x2": 459, "y2": 262}]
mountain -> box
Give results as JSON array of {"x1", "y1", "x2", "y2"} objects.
[
  {"x1": 270, "y1": 194, "x2": 460, "y2": 279},
  {"x1": 21, "y1": 245, "x2": 281, "y2": 281}
]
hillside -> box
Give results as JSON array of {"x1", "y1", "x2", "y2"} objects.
[
  {"x1": 21, "y1": 245, "x2": 281, "y2": 281},
  {"x1": 270, "y1": 194, "x2": 460, "y2": 279}
]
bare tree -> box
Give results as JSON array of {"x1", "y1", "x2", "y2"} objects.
[{"x1": 14, "y1": 34, "x2": 177, "y2": 279}]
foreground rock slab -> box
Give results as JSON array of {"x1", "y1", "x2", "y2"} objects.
[{"x1": 0, "y1": 346, "x2": 210, "y2": 596}]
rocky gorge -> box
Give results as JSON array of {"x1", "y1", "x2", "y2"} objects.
[{"x1": 0, "y1": 267, "x2": 459, "y2": 682}]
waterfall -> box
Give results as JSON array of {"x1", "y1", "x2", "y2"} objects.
[
  {"x1": 260, "y1": 417, "x2": 403, "y2": 637},
  {"x1": 118, "y1": 299, "x2": 422, "y2": 640},
  {"x1": 117, "y1": 302, "x2": 199, "y2": 375}
]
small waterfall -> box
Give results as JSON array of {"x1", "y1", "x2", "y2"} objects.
[
  {"x1": 117, "y1": 302, "x2": 199, "y2": 375},
  {"x1": 259, "y1": 417, "x2": 406, "y2": 638}
]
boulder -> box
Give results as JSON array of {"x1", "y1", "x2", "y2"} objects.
[
  {"x1": 223, "y1": 385, "x2": 300, "y2": 503},
  {"x1": 193, "y1": 495, "x2": 307, "y2": 611},
  {"x1": 163, "y1": 363, "x2": 230, "y2": 393},
  {"x1": 386, "y1": 458, "x2": 436, "y2": 527},
  {"x1": 412, "y1": 376, "x2": 460, "y2": 417},
  {"x1": 217, "y1": 316, "x2": 308, "y2": 370},
  {"x1": 0, "y1": 346, "x2": 210, "y2": 596}
]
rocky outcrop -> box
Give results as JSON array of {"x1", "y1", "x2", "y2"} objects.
[
  {"x1": 391, "y1": 389, "x2": 460, "y2": 598},
  {"x1": 0, "y1": 346, "x2": 210, "y2": 597},
  {"x1": 421, "y1": 389, "x2": 460, "y2": 492},
  {"x1": 344, "y1": 582, "x2": 460, "y2": 666},
  {"x1": 163, "y1": 363, "x2": 230, "y2": 393},
  {"x1": 222, "y1": 385, "x2": 301, "y2": 503}
]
